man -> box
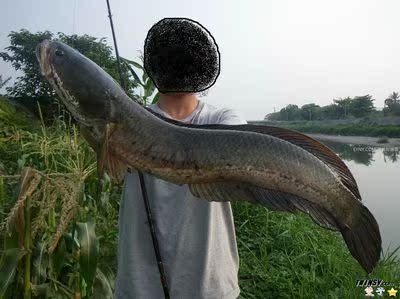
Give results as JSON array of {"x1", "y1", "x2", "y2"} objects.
[{"x1": 115, "y1": 18, "x2": 246, "y2": 299}]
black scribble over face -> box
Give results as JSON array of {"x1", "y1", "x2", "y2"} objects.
[{"x1": 144, "y1": 17, "x2": 220, "y2": 93}]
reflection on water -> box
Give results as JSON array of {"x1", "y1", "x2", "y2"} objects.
[
  {"x1": 317, "y1": 139, "x2": 400, "y2": 255},
  {"x1": 383, "y1": 148, "x2": 400, "y2": 163},
  {"x1": 321, "y1": 140, "x2": 400, "y2": 165}
]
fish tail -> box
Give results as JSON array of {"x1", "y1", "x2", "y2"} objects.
[{"x1": 341, "y1": 205, "x2": 382, "y2": 273}]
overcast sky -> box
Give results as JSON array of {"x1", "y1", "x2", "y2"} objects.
[{"x1": 1, "y1": 0, "x2": 400, "y2": 120}]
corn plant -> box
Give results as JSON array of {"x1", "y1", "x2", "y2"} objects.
[
  {"x1": 121, "y1": 56, "x2": 160, "y2": 106},
  {"x1": 0, "y1": 55, "x2": 156, "y2": 298},
  {"x1": 0, "y1": 99, "x2": 115, "y2": 298}
]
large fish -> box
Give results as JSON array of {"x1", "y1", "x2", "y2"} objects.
[{"x1": 36, "y1": 40, "x2": 381, "y2": 273}]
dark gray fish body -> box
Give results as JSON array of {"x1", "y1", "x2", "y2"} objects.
[{"x1": 36, "y1": 40, "x2": 381, "y2": 273}]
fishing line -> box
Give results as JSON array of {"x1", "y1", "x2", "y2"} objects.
[{"x1": 104, "y1": 1, "x2": 171, "y2": 298}]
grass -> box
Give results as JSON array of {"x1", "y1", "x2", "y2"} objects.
[
  {"x1": 254, "y1": 122, "x2": 400, "y2": 138},
  {"x1": 0, "y1": 100, "x2": 399, "y2": 298},
  {"x1": 233, "y1": 202, "x2": 400, "y2": 298}
]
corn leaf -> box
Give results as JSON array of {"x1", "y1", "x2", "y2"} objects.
[
  {"x1": 123, "y1": 63, "x2": 144, "y2": 87},
  {"x1": 51, "y1": 237, "x2": 67, "y2": 279},
  {"x1": 120, "y1": 57, "x2": 143, "y2": 70},
  {"x1": 76, "y1": 220, "x2": 99, "y2": 291},
  {"x1": 0, "y1": 176, "x2": 4, "y2": 205},
  {"x1": 144, "y1": 78, "x2": 155, "y2": 99},
  {"x1": 0, "y1": 248, "x2": 24, "y2": 297},
  {"x1": 142, "y1": 71, "x2": 148, "y2": 85},
  {"x1": 4, "y1": 225, "x2": 19, "y2": 250},
  {"x1": 92, "y1": 268, "x2": 113, "y2": 299},
  {"x1": 33, "y1": 242, "x2": 48, "y2": 284},
  {"x1": 151, "y1": 92, "x2": 160, "y2": 105}
]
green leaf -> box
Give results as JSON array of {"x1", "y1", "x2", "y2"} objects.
[
  {"x1": 120, "y1": 57, "x2": 143, "y2": 70},
  {"x1": 76, "y1": 220, "x2": 99, "y2": 291},
  {"x1": 51, "y1": 237, "x2": 67, "y2": 279},
  {"x1": 33, "y1": 242, "x2": 48, "y2": 284},
  {"x1": 92, "y1": 268, "x2": 113, "y2": 299},
  {"x1": 123, "y1": 63, "x2": 144, "y2": 87},
  {"x1": 0, "y1": 248, "x2": 24, "y2": 297},
  {"x1": 4, "y1": 225, "x2": 19, "y2": 250},
  {"x1": 144, "y1": 78, "x2": 156, "y2": 99},
  {"x1": 151, "y1": 92, "x2": 161, "y2": 105},
  {"x1": 63, "y1": 232, "x2": 74, "y2": 253},
  {"x1": 31, "y1": 283, "x2": 50, "y2": 297},
  {"x1": 142, "y1": 71, "x2": 148, "y2": 85},
  {"x1": 0, "y1": 176, "x2": 4, "y2": 205}
]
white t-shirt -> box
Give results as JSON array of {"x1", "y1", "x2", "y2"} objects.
[{"x1": 115, "y1": 100, "x2": 247, "y2": 299}]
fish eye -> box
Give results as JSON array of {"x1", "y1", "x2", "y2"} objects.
[{"x1": 55, "y1": 49, "x2": 65, "y2": 57}]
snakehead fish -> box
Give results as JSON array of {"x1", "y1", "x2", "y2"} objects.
[{"x1": 36, "y1": 40, "x2": 381, "y2": 273}]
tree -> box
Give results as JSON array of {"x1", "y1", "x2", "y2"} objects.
[
  {"x1": 333, "y1": 97, "x2": 352, "y2": 119},
  {"x1": 0, "y1": 29, "x2": 136, "y2": 100},
  {"x1": 0, "y1": 75, "x2": 11, "y2": 89},
  {"x1": 320, "y1": 104, "x2": 339, "y2": 120},
  {"x1": 300, "y1": 103, "x2": 321, "y2": 121},
  {"x1": 383, "y1": 91, "x2": 400, "y2": 116},
  {"x1": 348, "y1": 95, "x2": 375, "y2": 118},
  {"x1": 279, "y1": 104, "x2": 302, "y2": 121},
  {"x1": 385, "y1": 91, "x2": 399, "y2": 105}
]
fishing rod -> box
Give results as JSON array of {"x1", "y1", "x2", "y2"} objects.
[{"x1": 105, "y1": 1, "x2": 171, "y2": 298}]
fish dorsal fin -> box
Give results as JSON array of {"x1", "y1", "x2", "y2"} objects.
[{"x1": 145, "y1": 107, "x2": 361, "y2": 201}]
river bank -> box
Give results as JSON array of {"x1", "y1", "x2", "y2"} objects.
[
  {"x1": 248, "y1": 121, "x2": 400, "y2": 138},
  {"x1": 308, "y1": 133, "x2": 400, "y2": 147}
]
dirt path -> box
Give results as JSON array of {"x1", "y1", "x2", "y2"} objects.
[{"x1": 307, "y1": 133, "x2": 400, "y2": 147}]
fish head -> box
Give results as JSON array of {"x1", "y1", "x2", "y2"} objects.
[{"x1": 36, "y1": 40, "x2": 119, "y2": 124}]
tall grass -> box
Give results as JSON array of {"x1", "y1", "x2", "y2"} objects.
[{"x1": 233, "y1": 202, "x2": 400, "y2": 298}]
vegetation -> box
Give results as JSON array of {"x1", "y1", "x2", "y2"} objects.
[
  {"x1": 255, "y1": 122, "x2": 400, "y2": 138},
  {"x1": 267, "y1": 93, "x2": 400, "y2": 121},
  {"x1": 1, "y1": 29, "x2": 399, "y2": 299},
  {"x1": 0, "y1": 104, "x2": 117, "y2": 298},
  {"x1": 0, "y1": 28, "x2": 159, "y2": 298},
  {"x1": 383, "y1": 92, "x2": 400, "y2": 116},
  {"x1": 268, "y1": 95, "x2": 377, "y2": 121},
  {"x1": 0, "y1": 75, "x2": 11, "y2": 89},
  {"x1": 0, "y1": 104, "x2": 398, "y2": 298},
  {"x1": 0, "y1": 30, "x2": 148, "y2": 122},
  {"x1": 0, "y1": 30, "x2": 138, "y2": 99},
  {"x1": 0, "y1": 94, "x2": 397, "y2": 298},
  {"x1": 234, "y1": 202, "x2": 400, "y2": 299}
]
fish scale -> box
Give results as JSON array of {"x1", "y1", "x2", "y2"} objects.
[{"x1": 112, "y1": 111, "x2": 347, "y2": 216}]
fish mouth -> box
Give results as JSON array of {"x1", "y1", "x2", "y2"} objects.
[
  {"x1": 36, "y1": 40, "x2": 54, "y2": 78},
  {"x1": 35, "y1": 40, "x2": 87, "y2": 124}
]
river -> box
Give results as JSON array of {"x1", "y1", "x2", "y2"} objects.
[{"x1": 314, "y1": 138, "x2": 400, "y2": 256}]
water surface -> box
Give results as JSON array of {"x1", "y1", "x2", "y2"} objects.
[{"x1": 318, "y1": 140, "x2": 400, "y2": 255}]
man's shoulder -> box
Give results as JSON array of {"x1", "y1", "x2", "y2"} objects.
[
  {"x1": 147, "y1": 103, "x2": 161, "y2": 114},
  {"x1": 201, "y1": 101, "x2": 247, "y2": 125},
  {"x1": 147, "y1": 100, "x2": 246, "y2": 125}
]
